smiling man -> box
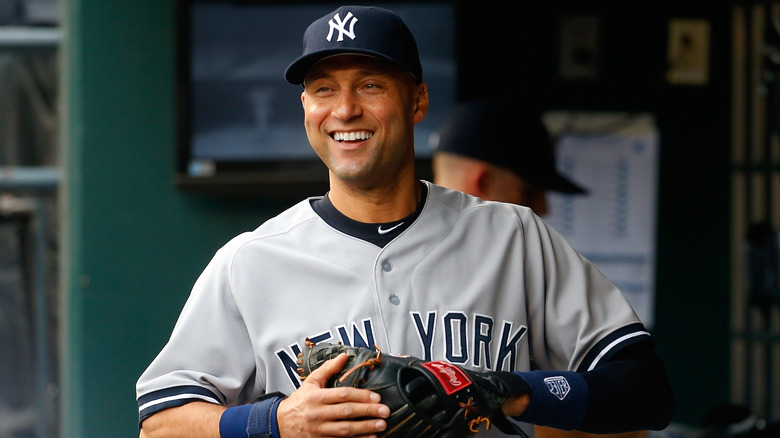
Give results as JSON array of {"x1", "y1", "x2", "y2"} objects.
[
  {"x1": 136, "y1": 5, "x2": 673, "y2": 438},
  {"x1": 300, "y1": 53, "x2": 427, "y2": 221}
]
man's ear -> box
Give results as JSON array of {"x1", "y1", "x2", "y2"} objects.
[
  {"x1": 412, "y1": 82, "x2": 429, "y2": 124},
  {"x1": 468, "y1": 163, "x2": 492, "y2": 199}
]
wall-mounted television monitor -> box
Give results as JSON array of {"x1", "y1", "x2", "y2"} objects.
[{"x1": 175, "y1": 1, "x2": 458, "y2": 198}]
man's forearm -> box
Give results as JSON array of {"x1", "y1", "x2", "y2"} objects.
[{"x1": 139, "y1": 401, "x2": 225, "y2": 438}]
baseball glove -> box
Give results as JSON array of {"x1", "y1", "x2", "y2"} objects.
[{"x1": 297, "y1": 340, "x2": 530, "y2": 437}]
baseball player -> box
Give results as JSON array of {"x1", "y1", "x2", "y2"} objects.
[
  {"x1": 431, "y1": 99, "x2": 587, "y2": 216},
  {"x1": 136, "y1": 5, "x2": 674, "y2": 438}
]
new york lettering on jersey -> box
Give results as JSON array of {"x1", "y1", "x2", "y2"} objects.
[{"x1": 274, "y1": 311, "x2": 528, "y2": 388}]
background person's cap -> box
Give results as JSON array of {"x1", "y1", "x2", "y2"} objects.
[
  {"x1": 285, "y1": 5, "x2": 423, "y2": 85},
  {"x1": 430, "y1": 99, "x2": 587, "y2": 194}
]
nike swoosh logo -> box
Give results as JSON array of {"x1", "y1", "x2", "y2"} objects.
[{"x1": 377, "y1": 222, "x2": 404, "y2": 235}]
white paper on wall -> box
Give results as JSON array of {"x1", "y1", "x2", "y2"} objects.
[{"x1": 543, "y1": 112, "x2": 659, "y2": 328}]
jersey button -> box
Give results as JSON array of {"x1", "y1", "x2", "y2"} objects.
[
  {"x1": 382, "y1": 262, "x2": 392, "y2": 272},
  {"x1": 389, "y1": 295, "x2": 401, "y2": 305}
]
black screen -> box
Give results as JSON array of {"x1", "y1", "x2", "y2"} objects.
[{"x1": 177, "y1": 1, "x2": 457, "y2": 196}]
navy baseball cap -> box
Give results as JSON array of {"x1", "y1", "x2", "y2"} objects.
[
  {"x1": 285, "y1": 5, "x2": 422, "y2": 85},
  {"x1": 430, "y1": 100, "x2": 587, "y2": 194}
]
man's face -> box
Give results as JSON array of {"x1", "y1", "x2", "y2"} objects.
[{"x1": 301, "y1": 55, "x2": 428, "y2": 190}]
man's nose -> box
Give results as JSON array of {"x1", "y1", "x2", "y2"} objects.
[{"x1": 331, "y1": 90, "x2": 362, "y2": 121}]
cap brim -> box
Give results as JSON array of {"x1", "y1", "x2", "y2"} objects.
[
  {"x1": 285, "y1": 50, "x2": 410, "y2": 85},
  {"x1": 544, "y1": 174, "x2": 587, "y2": 194}
]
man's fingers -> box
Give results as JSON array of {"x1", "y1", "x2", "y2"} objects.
[
  {"x1": 303, "y1": 353, "x2": 349, "y2": 387},
  {"x1": 304, "y1": 399, "x2": 389, "y2": 423},
  {"x1": 316, "y1": 417, "x2": 388, "y2": 437},
  {"x1": 303, "y1": 384, "x2": 384, "y2": 408},
  {"x1": 321, "y1": 353, "x2": 350, "y2": 376}
]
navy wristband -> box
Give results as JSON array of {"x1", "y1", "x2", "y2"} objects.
[
  {"x1": 516, "y1": 370, "x2": 588, "y2": 430},
  {"x1": 218, "y1": 392, "x2": 285, "y2": 438},
  {"x1": 220, "y1": 404, "x2": 252, "y2": 438},
  {"x1": 247, "y1": 392, "x2": 285, "y2": 438}
]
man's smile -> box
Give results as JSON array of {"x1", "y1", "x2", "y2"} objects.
[{"x1": 331, "y1": 131, "x2": 374, "y2": 142}]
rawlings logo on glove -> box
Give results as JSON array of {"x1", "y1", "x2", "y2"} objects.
[{"x1": 422, "y1": 361, "x2": 472, "y2": 395}]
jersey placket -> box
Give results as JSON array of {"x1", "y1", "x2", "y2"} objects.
[{"x1": 373, "y1": 246, "x2": 417, "y2": 352}]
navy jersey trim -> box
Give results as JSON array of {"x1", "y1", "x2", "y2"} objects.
[
  {"x1": 137, "y1": 385, "x2": 222, "y2": 426},
  {"x1": 576, "y1": 322, "x2": 652, "y2": 373},
  {"x1": 311, "y1": 182, "x2": 428, "y2": 248}
]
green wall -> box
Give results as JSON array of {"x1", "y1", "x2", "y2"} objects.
[
  {"x1": 60, "y1": 1, "x2": 731, "y2": 437},
  {"x1": 60, "y1": 1, "x2": 289, "y2": 436}
]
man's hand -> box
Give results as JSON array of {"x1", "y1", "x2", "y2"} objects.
[
  {"x1": 277, "y1": 353, "x2": 390, "y2": 437},
  {"x1": 502, "y1": 393, "x2": 531, "y2": 417}
]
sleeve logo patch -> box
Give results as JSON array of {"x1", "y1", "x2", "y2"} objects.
[
  {"x1": 421, "y1": 361, "x2": 473, "y2": 395},
  {"x1": 543, "y1": 376, "x2": 571, "y2": 400}
]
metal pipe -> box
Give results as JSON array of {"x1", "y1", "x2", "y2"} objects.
[
  {"x1": 0, "y1": 166, "x2": 60, "y2": 437},
  {"x1": 0, "y1": 27, "x2": 60, "y2": 49},
  {"x1": 0, "y1": 167, "x2": 60, "y2": 191},
  {"x1": 32, "y1": 197, "x2": 49, "y2": 438}
]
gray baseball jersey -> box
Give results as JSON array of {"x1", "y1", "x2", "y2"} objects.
[{"x1": 136, "y1": 181, "x2": 648, "y2": 436}]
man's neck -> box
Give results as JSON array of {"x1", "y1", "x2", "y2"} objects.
[{"x1": 327, "y1": 175, "x2": 421, "y2": 223}]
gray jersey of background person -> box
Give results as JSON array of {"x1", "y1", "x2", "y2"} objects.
[{"x1": 431, "y1": 100, "x2": 646, "y2": 438}]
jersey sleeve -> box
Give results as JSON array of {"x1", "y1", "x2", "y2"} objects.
[
  {"x1": 135, "y1": 236, "x2": 259, "y2": 425},
  {"x1": 516, "y1": 212, "x2": 673, "y2": 431},
  {"x1": 522, "y1": 211, "x2": 651, "y2": 373}
]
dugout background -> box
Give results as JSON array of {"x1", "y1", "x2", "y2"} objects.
[{"x1": 54, "y1": 1, "x2": 736, "y2": 437}]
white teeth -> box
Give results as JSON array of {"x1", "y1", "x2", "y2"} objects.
[{"x1": 334, "y1": 131, "x2": 373, "y2": 141}]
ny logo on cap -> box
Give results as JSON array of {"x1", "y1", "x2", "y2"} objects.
[{"x1": 326, "y1": 12, "x2": 358, "y2": 42}]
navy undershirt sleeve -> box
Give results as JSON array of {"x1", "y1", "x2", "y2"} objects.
[
  {"x1": 514, "y1": 370, "x2": 589, "y2": 429},
  {"x1": 577, "y1": 340, "x2": 674, "y2": 433},
  {"x1": 512, "y1": 340, "x2": 673, "y2": 433}
]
